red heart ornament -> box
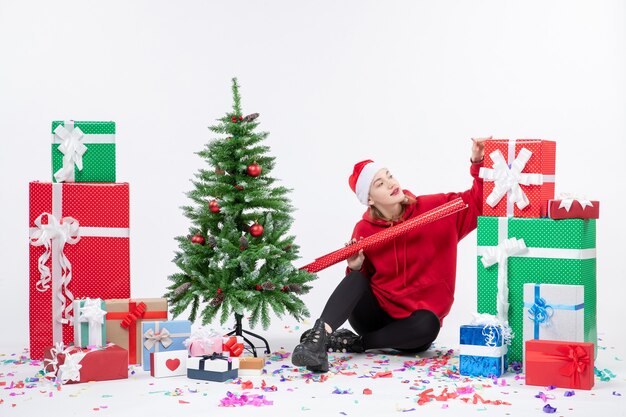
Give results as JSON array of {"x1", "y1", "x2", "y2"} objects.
[{"x1": 166, "y1": 358, "x2": 181, "y2": 371}]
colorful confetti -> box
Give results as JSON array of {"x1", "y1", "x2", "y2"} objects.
[{"x1": 219, "y1": 391, "x2": 273, "y2": 407}]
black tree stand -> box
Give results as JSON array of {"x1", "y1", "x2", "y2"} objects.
[{"x1": 225, "y1": 313, "x2": 271, "y2": 357}]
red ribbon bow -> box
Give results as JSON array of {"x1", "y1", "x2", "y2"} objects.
[
  {"x1": 120, "y1": 302, "x2": 147, "y2": 329},
  {"x1": 557, "y1": 345, "x2": 590, "y2": 388},
  {"x1": 222, "y1": 336, "x2": 244, "y2": 357}
]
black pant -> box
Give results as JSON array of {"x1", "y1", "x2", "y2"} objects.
[{"x1": 320, "y1": 271, "x2": 440, "y2": 352}]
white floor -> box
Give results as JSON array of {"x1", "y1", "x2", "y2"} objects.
[{"x1": 1, "y1": 323, "x2": 624, "y2": 417}]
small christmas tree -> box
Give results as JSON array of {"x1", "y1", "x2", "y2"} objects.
[{"x1": 165, "y1": 78, "x2": 316, "y2": 330}]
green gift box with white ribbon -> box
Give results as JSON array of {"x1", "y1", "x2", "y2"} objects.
[
  {"x1": 476, "y1": 216, "x2": 596, "y2": 363},
  {"x1": 51, "y1": 120, "x2": 116, "y2": 183},
  {"x1": 73, "y1": 298, "x2": 107, "y2": 348}
]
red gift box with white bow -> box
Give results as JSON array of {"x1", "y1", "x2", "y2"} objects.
[
  {"x1": 43, "y1": 343, "x2": 128, "y2": 384},
  {"x1": 548, "y1": 196, "x2": 599, "y2": 220},
  {"x1": 479, "y1": 139, "x2": 556, "y2": 218},
  {"x1": 525, "y1": 339, "x2": 594, "y2": 390},
  {"x1": 29, "y1": 182, "x2": 131, "y2": 360}
]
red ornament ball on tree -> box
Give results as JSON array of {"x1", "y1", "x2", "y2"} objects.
[
  {"x1": 209, "y1": 199, "x2": 220, "y2": 213},
  {"x1": 247, "y1": 162, "x2": 262, "y2": 177},
  {"x1": 231, "y1": 116, "x2": 238, "y2": 123},
  {"x1": 191, "y1": 234, "x2": 205, "y2": 245},
  {"x1": 255, "y1": 284, "x2": 262, "y2": 291},
  {"x1": 249, "y1": 223, "x2": 264, "y2": 237}
]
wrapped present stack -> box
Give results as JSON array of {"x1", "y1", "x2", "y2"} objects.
[
  {"x1": 30, "y1": 120, "x2": 264, "y2": 384},
  {"x1": 471, "y1": 139, "x2": 598, "y2": 389},
  {"x1": 183, "y1": 328, "x2": 245, "y2": 382},
  {"x1": 29, "y1": 120, "x2": 136, "y2": 383},
  {"x1": 29, "y1": 120, "x2": 131, "y2": 361}
]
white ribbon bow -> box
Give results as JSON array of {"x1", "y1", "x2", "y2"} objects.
[
  {"x1": 479, "y1": 148, "x2": 544, "y2": 210},
  {"x1": 29, "y1": 212, "x2": 80, "y2": 324},
  {"x1": 57, "y1": 351, "x2": 84, "y2": 383},
  {"x1": 44, "y1": 342, "x2": 86, "y2": 384},
  {"x1": 557, "y1": 193, "x2": 594, "y2": 212},
  {"x1": 480, "y1": 237, "x2": 527, "y2": 324},
  {"x1": 78, "y1": 298, "x2": 107, "y2": 345},
  {"x1": 471, "y1": 312, "x2": 513, "y2": 347},
  {"x1": 143, "y1": 328, "x2": 173, "y2": 350},
  {"x1": 78, "y1": 299, "x2": 107, "y2": 326},
  {"x1": 53, "y1": 123, "x2": 87, "y2": 183}
]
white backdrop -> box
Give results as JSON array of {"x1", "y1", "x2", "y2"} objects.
[{"x1": 1, "y1": 0, "x2": 624, "y2": 352}]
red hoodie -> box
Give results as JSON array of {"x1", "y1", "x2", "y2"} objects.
[{"x1": 349, "y1": 161, "x2": 483, "y2": 325}]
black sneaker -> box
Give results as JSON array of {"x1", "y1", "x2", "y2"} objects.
[
  {"x1": 328, "y1": 328, "x2": 365, "y2": 353},
  {"x1": 300, "y1": 327, "x2": 365, "y2": 353},
  {"x1": 291, "y1": 319, "x2": 329, "y2": 372}
]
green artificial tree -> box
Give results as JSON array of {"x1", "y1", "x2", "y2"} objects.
[{"x1": 165, "y1": 78, "x2": 316, "y2": 352}]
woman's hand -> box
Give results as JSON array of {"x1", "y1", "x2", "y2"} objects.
[
  {"x1": 346, "y1": 238, "x2": 365, "y2": 271},
  {"x1": 471, "y1": 136, "x2": 491, "y2": 163}
]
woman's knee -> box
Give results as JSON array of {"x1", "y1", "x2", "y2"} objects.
[{"x1": 405, "y1": 309, "x2": 441, "y2": 345}]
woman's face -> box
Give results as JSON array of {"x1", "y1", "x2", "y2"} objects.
[{"x1": 368, "y1": 168, "x2": 405, "y2": 207}]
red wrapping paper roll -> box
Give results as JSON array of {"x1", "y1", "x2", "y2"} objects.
[{"x1": 301, "y1": 197, "x2": 467, "y2": 273}]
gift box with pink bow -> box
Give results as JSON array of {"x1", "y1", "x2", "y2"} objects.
[
  {"x1": 548, "y1": 194, "x2": 600, "y2": 220},
  {"x1": 184, "y1": 327, "x2": 224, "y2": 357},
  {"x1": 141, "y1": 320, "x2": 191, "y2": 371},
  {"x1": 525, "y1": 339, "x2": 594, "y2": 390}
]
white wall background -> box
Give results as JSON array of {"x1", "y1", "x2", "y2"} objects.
[{"x1": 1, "y1": 0, "x2": 624, "y2": 351}]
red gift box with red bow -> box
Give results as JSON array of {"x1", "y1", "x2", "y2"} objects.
[{"x1": 525, "y1": 339, "x2": 594, "y2": 390}]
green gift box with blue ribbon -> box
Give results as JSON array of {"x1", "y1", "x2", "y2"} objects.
[
  {"x1": 51, "y1": 120, "x2": 116, "y2": 183},
  {"x1": 476, "y1": 216, "x2": 596, "y2": 364}
]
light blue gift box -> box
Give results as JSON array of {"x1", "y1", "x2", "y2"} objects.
[
  {"x1": 141, "y1": 320, "x2": 191, "y2": 371},
  {"x1": 522, "y1": 283, "x2": 584, "y2": 360},
  {"x1": 459, "y1": 324, "x2": 508, "y2": 377}
]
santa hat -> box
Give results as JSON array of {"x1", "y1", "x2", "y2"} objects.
[{"x1": 348, "y1": 159, "x2": 385, "y2": 205}]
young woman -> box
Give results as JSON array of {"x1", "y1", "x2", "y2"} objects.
[{"x1": 291, "y1": 138, "x2": 488, "y2": 372}]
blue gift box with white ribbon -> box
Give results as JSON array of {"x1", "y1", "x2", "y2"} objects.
[
  {"x1": 459, "y1": 324, "x2": 508, "y2": 377},
  {"x1": 523, "y1": 283, "x2": 584, "y2": 356},
  {"x1": 141, "y1": 320, "x2": 191, "y2": 371}
]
